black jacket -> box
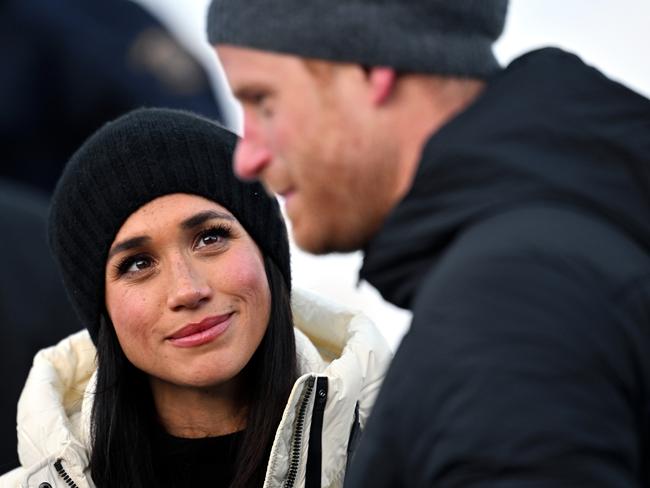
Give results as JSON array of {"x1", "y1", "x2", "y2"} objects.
[{"x1": 348, "y1": 48, "x2": 650, "y2": 487}]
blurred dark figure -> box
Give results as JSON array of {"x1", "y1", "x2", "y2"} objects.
[
  {"x1": 0, "y1": 0, "x2": 222, "y2": 471},
  {"x1": 0, "y1": 0, "x2": 222, "y2": 193},
  {"x1": 0, "y1": 180, "x2": 81, "y2": 471}
]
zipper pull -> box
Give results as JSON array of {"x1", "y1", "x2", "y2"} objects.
[{"x1": 314, "y1": 381, "x2": 328, "y2": 411}]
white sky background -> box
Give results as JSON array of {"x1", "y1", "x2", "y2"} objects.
[{"x1": 136, "y1": 0, "x2": 650, "y2": 351}]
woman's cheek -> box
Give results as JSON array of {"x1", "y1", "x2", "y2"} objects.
[
  {"x1": 223, "y1": 253, "x2": 270, "y2": 308},
  {"x1": 108, "y1": 288, "x2": 159, "y2": 354}
]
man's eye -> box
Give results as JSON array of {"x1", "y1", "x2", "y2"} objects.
[
  {"x1": 252, "y1": 93, "x2": 266, "y2": 105},
  {"x1": 247, "y1": 94, "x2": 273, "y2": 117}
]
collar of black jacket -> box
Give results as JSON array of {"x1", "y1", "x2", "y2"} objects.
[{"x1": 360, "y1": 47, "x2": 650, "y2": 309}]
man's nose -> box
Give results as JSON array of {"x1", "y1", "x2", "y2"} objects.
[{"x1": 233, "y1": 118, "x2": 272, "y2": 181}]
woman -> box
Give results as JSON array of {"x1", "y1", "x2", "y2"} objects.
[{"x1": 1, "y1": 108, "x2": 391, "y2": 488}]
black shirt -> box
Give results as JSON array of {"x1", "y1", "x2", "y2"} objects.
[{"x1": 152, "y1": 425, "x2": 244, "y2": 487}]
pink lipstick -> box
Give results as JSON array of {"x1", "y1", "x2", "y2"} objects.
[{"x1": 168, "y1": 313, "x2": 233, "y2": 348}]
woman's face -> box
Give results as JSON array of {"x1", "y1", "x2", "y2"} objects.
[{"x1": 105, "y1": 193, "x2": 271, "y2": 390}]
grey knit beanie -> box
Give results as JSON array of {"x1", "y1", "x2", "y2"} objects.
[
  {"x1": 49, "y1": 108, "x2": 290, "y2": 344},
  {"x1": 207, "y1": 0, "x2": 508, "y2": 78}
]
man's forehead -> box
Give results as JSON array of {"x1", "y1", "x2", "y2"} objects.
[
  {"x1": 217, "y1": 45, "x2": 347, "y2": 89},
  {"x1": 217, "y1": 45, "x2": 299, "y2": 71},
  {"x1": 216, "y1": 45, "x2": 320, "y2": 97}
]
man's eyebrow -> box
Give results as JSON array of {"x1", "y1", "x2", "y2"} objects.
[
  {"x1": 181, "y1": 210, "x2": 236, "y2": 230},
  {"x1": 233, "y1": 85, "x2": 271, "y2": 102},
  {"x1": 108, "y1": 236, "x2": 151, "y2": 260}
]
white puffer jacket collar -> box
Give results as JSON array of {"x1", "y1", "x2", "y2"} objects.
[{"x1": 0, "y1": 288, "x2": 391, "y2": 488}]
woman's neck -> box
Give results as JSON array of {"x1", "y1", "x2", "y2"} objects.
[{"x1": 150, "y1": 376, "x2": 247, "y2": 438}]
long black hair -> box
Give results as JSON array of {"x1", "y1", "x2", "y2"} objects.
[{"x1": 90, "y1": 256, "x2": 297, "y2": 487}]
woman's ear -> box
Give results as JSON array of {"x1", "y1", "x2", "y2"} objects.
[{"x1": 368, "y1": 67, "x2": 397, "y2": 105}]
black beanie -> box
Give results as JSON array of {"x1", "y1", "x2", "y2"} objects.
[
  {"x1": 207, "y1": 0, "x2": 509, "y2": 79},
  {"x1": 49, "y1": 108, "x2": 290, "y2": 344}
]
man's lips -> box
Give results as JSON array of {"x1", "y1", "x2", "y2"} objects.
[
  {"x1": 278, "y1": 189, "x2": 297, "y2": 212},
  {"x1": 167, "y1": 313, "x2": 233, "y2": 347},
  {"x1": 276, "y1": 187, "x2": 295, "y2": 200}
]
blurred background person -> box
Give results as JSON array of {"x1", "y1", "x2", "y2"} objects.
[
  {"x1": 0, "y1": 0, "x2": 223, "y2": 194},
  {"x1": 0, "y1": 180, "x2": 81, "y2": 472},
  {"x1": 0, "y1": 0, "x2": 225, "y2": 472}
]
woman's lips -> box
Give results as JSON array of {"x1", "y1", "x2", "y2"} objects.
[{"x1": 168, "y1": 313, "x2": 233, "y2": 348}]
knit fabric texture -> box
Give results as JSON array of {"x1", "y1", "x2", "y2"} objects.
[
  {"x1": 207, "y1": 0, "x2": 508, "y2": 78},
  {"x1": 48, "y1": 108, "x2": 290, "y2": 343}
]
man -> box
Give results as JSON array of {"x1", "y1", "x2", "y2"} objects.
[{"x1": 208, "y1": 1, "x2": 650, "y2": 485}]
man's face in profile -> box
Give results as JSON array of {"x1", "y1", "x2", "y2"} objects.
[{"x1": 217, "y1": 45, "x2": 401, "y2": 254}]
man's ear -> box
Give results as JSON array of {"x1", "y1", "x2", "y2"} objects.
[{"x1": 368, "y1": 67, "x2": 397, "y2": 105}]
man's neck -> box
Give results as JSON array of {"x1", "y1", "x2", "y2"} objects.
[{"x1": 391, "y1": 75, "x2": 486, "y2": 202}]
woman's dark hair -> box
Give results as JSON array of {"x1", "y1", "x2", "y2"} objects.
[{"x1": 90, "y1": 256, "x2": 297, "y2": 487}]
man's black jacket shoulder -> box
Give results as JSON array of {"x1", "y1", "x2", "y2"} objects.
[{"x1": 352, "y1": 48, "x2": 650, "y2": 486}]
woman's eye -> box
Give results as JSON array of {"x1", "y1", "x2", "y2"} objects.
[
  {"x1": 195, "y1": 226, "x2": 231, "y2": 249},
  {"x1": 129, "y1": 258, "x2": 151, "y2": 271},
  {"x1": 116, "y1": 255, "x2": 153, "y2": 276},
  {"x1": 198, "y1": 233, "x2": 221, "y2": 248}
]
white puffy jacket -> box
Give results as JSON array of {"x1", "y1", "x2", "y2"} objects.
[{"x1": 0, "y1": 288, "x2": 391, "y2": 488}]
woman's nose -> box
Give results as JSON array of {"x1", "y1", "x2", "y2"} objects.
[{"x1": 166, "y1": 257, "x2": 212, "y2": 311}]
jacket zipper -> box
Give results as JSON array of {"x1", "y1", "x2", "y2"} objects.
[
  {"x1": 53, "y1": 459, "x2": 81, "y2": 488},
  {"x1": 284, "y1": 376, "x2": 315, "y2": 488},
  {"x1": 305, "y1": 377, "x2": 328, "y2": 488}
]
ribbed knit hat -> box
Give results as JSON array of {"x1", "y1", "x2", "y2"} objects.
[
  {"x1": 207, "y1": 0, "x2": 509, "y2": 79},
  {"x1": 49, "y1": 108, "x2": 290, "y2": 344}
]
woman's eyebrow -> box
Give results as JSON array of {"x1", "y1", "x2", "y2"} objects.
[
  {"x1": 108, "y1": 236, "x2": 151, "y2": 260},
  {"x1": 181, "y1": 210, "x2": 235, "y2": 230},
  {"x1": 107, "y1": 212, "x2": 234, "y2": 259}
]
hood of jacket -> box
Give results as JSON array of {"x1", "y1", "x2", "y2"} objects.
[
  {"x1": 2, "y1": 329, "x2": 96, "y2": 487},
  {"x1": 264, "y1": 288, "x2": 390, "y2": 488},
  {"x1": 360, "y1": 47, "x2": 650, "y2": 309},
  {"x1": 2, "y1": 288, "x2": 390, "y2": 488}
]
